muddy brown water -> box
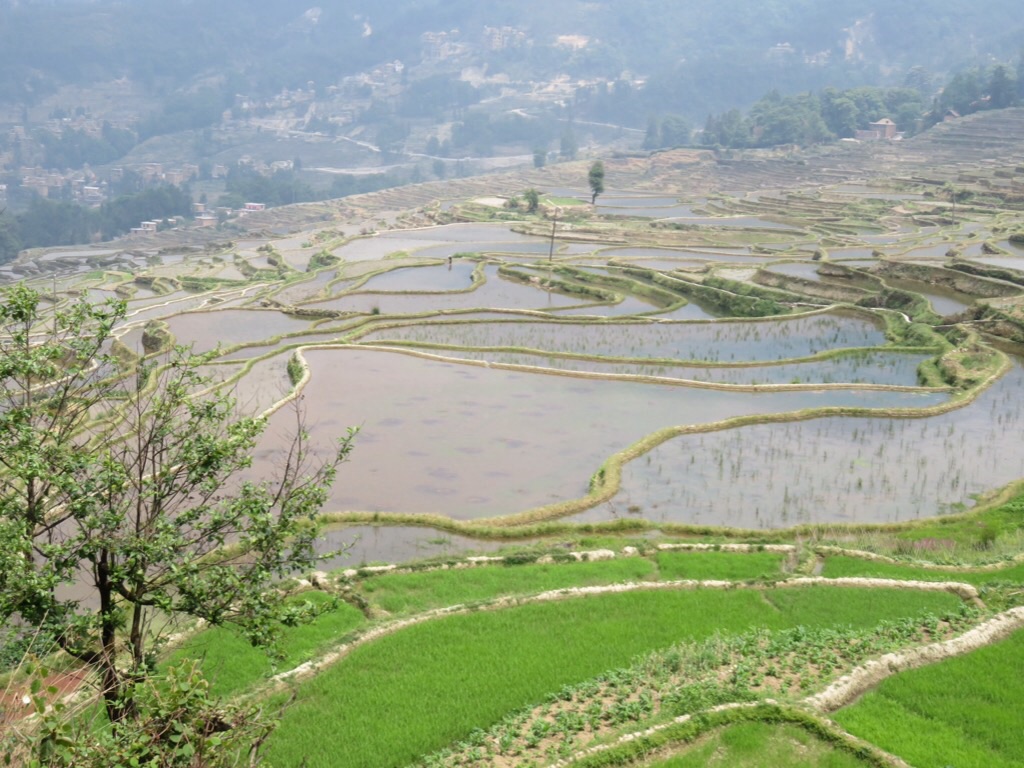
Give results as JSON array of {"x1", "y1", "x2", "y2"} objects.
[
  {"x1": 253, "y1": 348, "x2": 948, "y2": 521},
  {"x1": 164, "y1": 310, "x2": 314, "y2": 354}
]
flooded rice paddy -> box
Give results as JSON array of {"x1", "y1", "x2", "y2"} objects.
[
  {"x1": 432, "y1": 349, "x2": 932, "y2": 387},
  {"x1": 357, "y1": 313, "x2": 890, "y2": 363},
  {"x1": 21, "y1": 186, "x2": 1024, "y2": 561},
  {"x1": 345, "y1": 261, "x2": 478, "y2": 292},
  {"x1": 164, "y1": 310, "x2": 314, "y2": 354},
  {"x1": 579, "y1": 362, "x2": 1024, "y2": 529},
  {"x1": 306, "y1": 265, "x2": 585, "y2": 313},
  {"x1": 257, "y1": 348, "x2": 947, "y2": 520},
  {"x1": 971, "y1": 255, "x2": 1024, "y2": 272},
  {"x1": 880, "y1": 278, "x2": 976, "y2": 316}
]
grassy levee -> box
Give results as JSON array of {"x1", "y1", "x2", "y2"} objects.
[
  {"x1": 833, "y1": 628, "x2": 1024, "y2": 768},
  {"x1": 498, "y1": 264, "x2": 621, "y2": 303},
  {"x1": 822, "y1": 555, "x2": 1024, "y2": 585},
  {"x1": 164, "y1": 593, "x2": 365, "y2": 699},
  {"x1": 313, "y1": 344, "x2": 1006, "y2": 535},
  {"x1": 550, "y1": 264, "x2": 687, "y2": 311},
  {"x1": 317, "y1": 475, "x2": 1024, "y2": 572},
  {"x1": 564, "y1": 703, "x2": 899, "y2": 768},
  {"x1": 645, "y1": 721, "x2": 871, "y2": 768},
  {"x1": 336, "y1": 258, "x2": 488, "y2": 298},
  {"x1": 356, "y1": 557, "x2": 657, "y2": 615},
  {"x1": 262, "y1": 587, "x2": 961, "y2": 768},
  {"x1": 354, "y1": 551, "x2": 787, "y2": 616}
]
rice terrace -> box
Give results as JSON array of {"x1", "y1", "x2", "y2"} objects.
[{"x1": 7, "y1": 110, "x2": 1024, "y2": 767}]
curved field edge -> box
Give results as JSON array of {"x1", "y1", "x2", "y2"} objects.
[
  {"x1": 338, "y1": 343, "x2": 945, "y2": 394},
  {"x1": 259, "y1": 584, "x2": 965, "y2": 768},
  {"x1": 315, "y1": 465, "x2": 1024, "y2": 545},
  {"x1": 634, "y1": 720, "x2": 892, "y2": 768},
  {"x1": 264, "y1": 342, "x2": 1009, "y2": 531},
  {"x1": 533, "y1": 612, "x2": 1024, "y2": 767},
  {"x1": 552, "y1": 704, "x2": 908, "y2": 768},
  {"x1": 134, "y1": 540, "x2": 1024, "y2": 710},
  {"x1": 832, "y1": 621, "x2": 1024, "y2": 768}
]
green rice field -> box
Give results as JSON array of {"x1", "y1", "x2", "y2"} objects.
[
  {"x1": 821, "y1": 555, "x2": 1024, "y2": 586},
  {"x1": 834, "y1": 628, "x2": 1024, "y2": 768},
  {"x1": 356, "y1": 557, "x2": 657, "y2": 615},
  {"x1": 263, "y1": 586, "x2": 961, "y2": 768}
]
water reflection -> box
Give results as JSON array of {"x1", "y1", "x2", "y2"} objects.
[
  {"x1": 255, "y1": 348, "x2": 947, "y2": 520},
  {"x1": 316, "y1": 525, "x2": 507, "y2": 568},
  {"x1": 579, "y1": 362, "x2": 1024, "y2": 528},
  {"x1": 359, "y1": 312, "x2": 890, "y2": 363}
]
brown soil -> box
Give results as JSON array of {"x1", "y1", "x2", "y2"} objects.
[{"x1": 0, "y1": 667, "x2": 91, "y2": 725}]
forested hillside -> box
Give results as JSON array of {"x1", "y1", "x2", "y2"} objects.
[{"x1": 1, "y1": 0, "x2": 1021, "y2": 118}]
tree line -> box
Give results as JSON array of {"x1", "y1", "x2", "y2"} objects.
[
  {"x1": 0, "y1": 185, "x2": 192, "y2": 262},
  {"x1": 701, "y1": 86, "x2": 928, "y2": 149},
  {"x1": 700, "y1": 58, "x2": 1024, "y2": 149}
]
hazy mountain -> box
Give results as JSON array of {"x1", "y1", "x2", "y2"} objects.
[{"x1": 1, "y1": 0, "x2": 1021, "y2": 111}]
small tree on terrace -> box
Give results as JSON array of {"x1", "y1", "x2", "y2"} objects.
[
  {"x1": 523, "y1": 188, "x2": 540, "y2": 214},
  {"x1": 0, "y1": 284, "x2": 354, "y2": 726},
  {"x1": 588, "y1": 160, "x2": 605, "y2": 204}
]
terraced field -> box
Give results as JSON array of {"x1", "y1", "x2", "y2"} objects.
[{"x1": 7, "y1": 108, "x2": 1024, "y2": 766}]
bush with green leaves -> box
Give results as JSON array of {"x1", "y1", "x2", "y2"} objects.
[
  {"x1": 0, "y1": 284, "x2": 355, "y2": 725},
  {"x1": 2, "y1": 660, "x2": 276, "y2": 767}
]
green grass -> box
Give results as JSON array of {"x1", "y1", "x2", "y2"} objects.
[
  {"x1": 822, "y1": 555, "x2": 1024, "y2": 585},
  {"x1": 834, "y1": 628, "x2": 1024, "y2": 768},
  {"x1": 656, "y1": 551, "x2": 784, "y2": 580},
  {"x1": 264, "y1": 587, "x2": 961, "y2": 768},
  {"x1": 888, "y1": 493, "x2": 1024, "y2": 550},
  {"x1": 357, "y1": 558, "x2": 657, "y2": 615},
  {"x1": 648, "y1": 721, "x2": 870, "y2": 768},
  {"x1": 543, "y1": 196, "x2": 587, "y2": 206},
  {"x1": 165, "y1": 592, "x2": 365, "y2": 698},
  {"x1": 758, "y1": 586, "x2": 959, "y2": 626}
]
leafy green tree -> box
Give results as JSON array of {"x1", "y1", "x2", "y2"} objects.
[
  {"x1": 588, "y1": 160, "x2": 605, "y2": 204},
  {"x1": 938, "y1": 69, "x2": 984, "y2": 116},
  {"x1": 533, "y1": 147, "x2": 547, "y2": 169},
  {"x1": 659, "y1": 115, "x2": 692, "y2": 147},
  {"x1": 903, "y1": 65, "x2": 934, "y2": 96},
  {"x1": 820, "y1": 89, "x2": 859, "y2": 137},
  {"x1": 523, "y1": 188, "x2": 540, "y2": 213},
  {"x1": 703, "y1": 109, "x2": 749, "y2": 148},
  {"x1": 0, "y1": 285, "x2": 355, "y2": 725}
]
